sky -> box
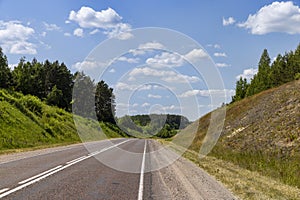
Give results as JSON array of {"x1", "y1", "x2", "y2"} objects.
[{"x1": 1, "y1": 0, "x2": 300, "y2": 121}]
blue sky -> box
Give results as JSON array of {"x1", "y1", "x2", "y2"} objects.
[{"x1": 1, "y1": 0, "x2": 300, "y2": 120}]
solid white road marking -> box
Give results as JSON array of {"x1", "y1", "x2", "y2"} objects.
[
  {"x1": 0, "y1": 188, "x2": 9, "y2": 194},
  {"x1": 0, "y1": 140, "x2": 129, "y2": 199},
  {"x1": 18, "y1": 165, "x2": 63, "y2": 185},
  {"x1": 66, "y1": 156, "x2": 87, "y2": 165},
  {"x1": 138, "y1": 140, "x2": 147, "y2": 200}
]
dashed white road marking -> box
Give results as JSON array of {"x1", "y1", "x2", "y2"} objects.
[
  {"x1": 138, "y1": 140, "x2": 147, "y2": 200},
  {"x1": 0, "y1": 140, "x2": 129, "y2": 199}
]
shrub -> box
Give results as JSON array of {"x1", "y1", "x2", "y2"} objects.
[{"x1": 19, "y1": 95, "x2": 43, "y2": 115}]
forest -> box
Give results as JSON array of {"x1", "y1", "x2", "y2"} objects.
[
  {"x1": 232, "y1": 44, "x2": 300, "y2": 102},
  {"x1": 118, "y1": 114, "x2": 190, "y2": 138},
  {"x1": 0, "y1": 47, "x2": 115, "y2": 124}
]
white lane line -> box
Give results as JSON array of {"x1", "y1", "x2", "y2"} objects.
[
  {"x1": 0, "y1": 140, "x2": 130, "y2": 199},
  {"x1": 18, "y1": 165, "x2": 63, "y2": 185},
  {"x1": 138, "y1": 140, "x2": 147, "y2": 200},
  {"x1": 0, "y1": 188, "x2": 9, "y2": 194},
  {"x1": 66, "y1": 156, "x2": 87, "y2": 165}
]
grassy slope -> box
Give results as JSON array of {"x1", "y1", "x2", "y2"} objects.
[
  {"x1": 182, "y1": 80, "x2": 300, "y2": 199},
  {"x1": 0, "y1": 89, "x2": 126, "y2": 153}
]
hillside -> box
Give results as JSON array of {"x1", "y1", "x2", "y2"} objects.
[
  {"x1": 0, "y1": 89, "x2": 127, "y2": 152},
  {"x1": 189, "y1": 79, "x2": 300, "y2": 187}
]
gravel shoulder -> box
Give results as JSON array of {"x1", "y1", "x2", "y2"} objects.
[{"x1": 149, "y1": 140, "x2": 238, "y2": 200}]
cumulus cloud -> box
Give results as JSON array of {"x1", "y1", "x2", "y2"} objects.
[
  {"x1": 207, "y1": 44, "x2": 221, "y2": 49},
  {"x1": 236, "y1": 68, "x2": 258, "y2": 80},
  {"x1": 148, "y1": 94, "x2": 162, "y2": 99},
  {"x1": 129, "y1": 67, "x2": 200, "y2": 83},
  {"x1": 238, "y1": 1, "x2": 300, "y2": 34},
  {"x1": 64, "y1": 32, "x2": 71, "y2": 37},
  {"x1": 72, "y1": 60, "x2": 106, "y2": 71},
  {"x1": 142, "y1": 102, "x2": 150, "y2": 107},
  {"x1": 117, "y1": 56, "x2": 140, "y2": 63},
  {"x1": 43, "y1": 22, "x2": 61, "y2": 31},
  {"x1": 73, "y1": 28, "x2": 83, "y2": 37},
  {"x1": 139, "y1": 41, "x2": 165, "y2": 50},
  {"x1": 89, "y1": 29, "x2": 99, "y2": 35},
  {"x1": 146, "y1": 52, "x2": 184, "y2": 67},
  {"x1": 216, "y1": 63, "x2": 230, "y2": 68},
  {"x1": 214, "y1": 52, "x2": 227, "y2": 57},
  {"x1": 146, "y1": 48, "x2": 208, "y2": 67},
  {"x1": 223, "y1": 17, "x2": 236, "y2": 26},
  {"x1": 68, "y1": 7, "x2": 133, "y2": 39},
  {"x1": 109, "y1": 68, "x2": 116, "y2": 73},
  {"x1": 115, "y1": 83, "x2": 152, "y2": 91},
  {"x1": 129, "y1": 42, "x2": 165, "y2": 56},
  {"x1": 0, "y1": 20, "x2": 37, "y2": 55},
  {"x1": 179, "y1": 89, "x2": 235, "y2": 98},
  {"x1": 184, "y1": 49, "x2": 209, "y2": 62}
]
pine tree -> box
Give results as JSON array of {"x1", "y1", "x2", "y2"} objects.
[
  {"x1": 95, "y1": 80, "x2": 116, "y2": 123},
  {"x1": 0, "y1": 47, "x2": 12, "y2": 88},
  {"x1": 232, "y1": 77, "x2": 248, "y2": 102},
  {"x1": 72, "y1": 71, "x2": 96, "y2": 118}
]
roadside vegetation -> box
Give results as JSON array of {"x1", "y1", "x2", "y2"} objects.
[
  {"x1": 0, "y1": 89, "x2": 127, "y2": 153},
  {"x1": 175, "y1": 44, "x2": 300, "y2": 199},
  {"x1": 0, "y1": 46, "x2": 128, "y2": 153}
]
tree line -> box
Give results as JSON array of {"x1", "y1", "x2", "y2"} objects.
[
  {"x1": 232, "y1": 44, "x2": 300, "y2": 102},
  {"x1": 0, "y1": 47, "x2": 115, "y2": 123},
  {"x1": 118, "y1": 114, "x2": 190, "y2": 138}
]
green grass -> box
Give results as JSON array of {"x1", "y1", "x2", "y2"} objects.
[
  {"x1": 0, "y1": 89, "x2": 127, "y2": 153},
  {"x1": 210, "y1": 146, "x2": 300, "y2": 188}
]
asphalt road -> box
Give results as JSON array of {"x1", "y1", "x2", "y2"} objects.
[{"x1": 0, "y1": 139, "x2": 237, "y2": 200}]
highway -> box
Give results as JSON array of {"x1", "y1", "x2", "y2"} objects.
[{"x1": 0, "y1": 139, "x2": 237, "y2": 200}]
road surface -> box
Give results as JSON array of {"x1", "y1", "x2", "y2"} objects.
[{"x1": 0, "y1": 139, "x2": 237, "y2": 199}]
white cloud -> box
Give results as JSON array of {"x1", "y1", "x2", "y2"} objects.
[
  {"x1": 238, "y1": 1, "x2": 300, "y2": 35},
  {"x1": 146, "y1": 52, "x2": 184, "y2": 67},
  {"x1": 89, "y1": 29, "x2": 99, "y2": 35},
  {"x1": 207, "y1": 44, "x2": 221, "y2": 49},
  {"x1": 184, "y1": 48, "x2": 209, "y2": 62},
  {"x1": 73, "y1": 28, "x2": 83, "y2": 37},
  {"x1": 129, "y1": 42, "x2": 165, "y2": 56},
  {"x1": 236, "y1": 68, "x2": 258, "y2": 80},
  {"x1": 142, "y1": 102, "x2": 150, "y2": 107},
  {"x1": 72, "y1": 60, "x2": 106, "y2": 71},
  {"x1": 9, "y1": 42, "x2": 37, "y2": 54},
  {"x1": 68, "y1": 7, "x2": 132, "y2": 40},
  {"x1": 145, "y1": 48, "x2": 208, "y2": 68},
  {"x1": 115, "y1": 83, "x2": 162, "y2": 91},
  {"x1": 139, "y1": 41, "x2": 165, "y2": 50},
  {"x1": 148, "y1": 94, "x2": 162, "y2": 99},
  {"x1": 216, "y1": 63, "x2": 230, "y2": 68},
  {"x1": 129, "y1": 67, "x2": 200, "y2": 83},
  {"x1": 41, "y1": 32, "x2": 47, "y2": 37},
  {"x1": 8, "y1": 63, "x2": 18, "y2": 69},
  {"x1": 117, "y1": 56, "x2": 139, "y2": 63},
  {"x1": 214, "y1": 52, "x2": 227, "y2": 57},
  {"x1": 223, "y1": 17, "x2": 236, "y2": 26},
  {"x1": 64, "y1": 32, "x2": 71, "y2": 37},
  {"x1": 0, "y1": 20, "x2": 36, "y2": 55},
  {"x1": 43, "y1": 22, "x2": 61, "y2": 31},
  {"x1": 109, "y1": 68, "x2": 116, "y2": 73},
  {"x1": 179, "y1": 89, "x2": 235, "y2": 98}
]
